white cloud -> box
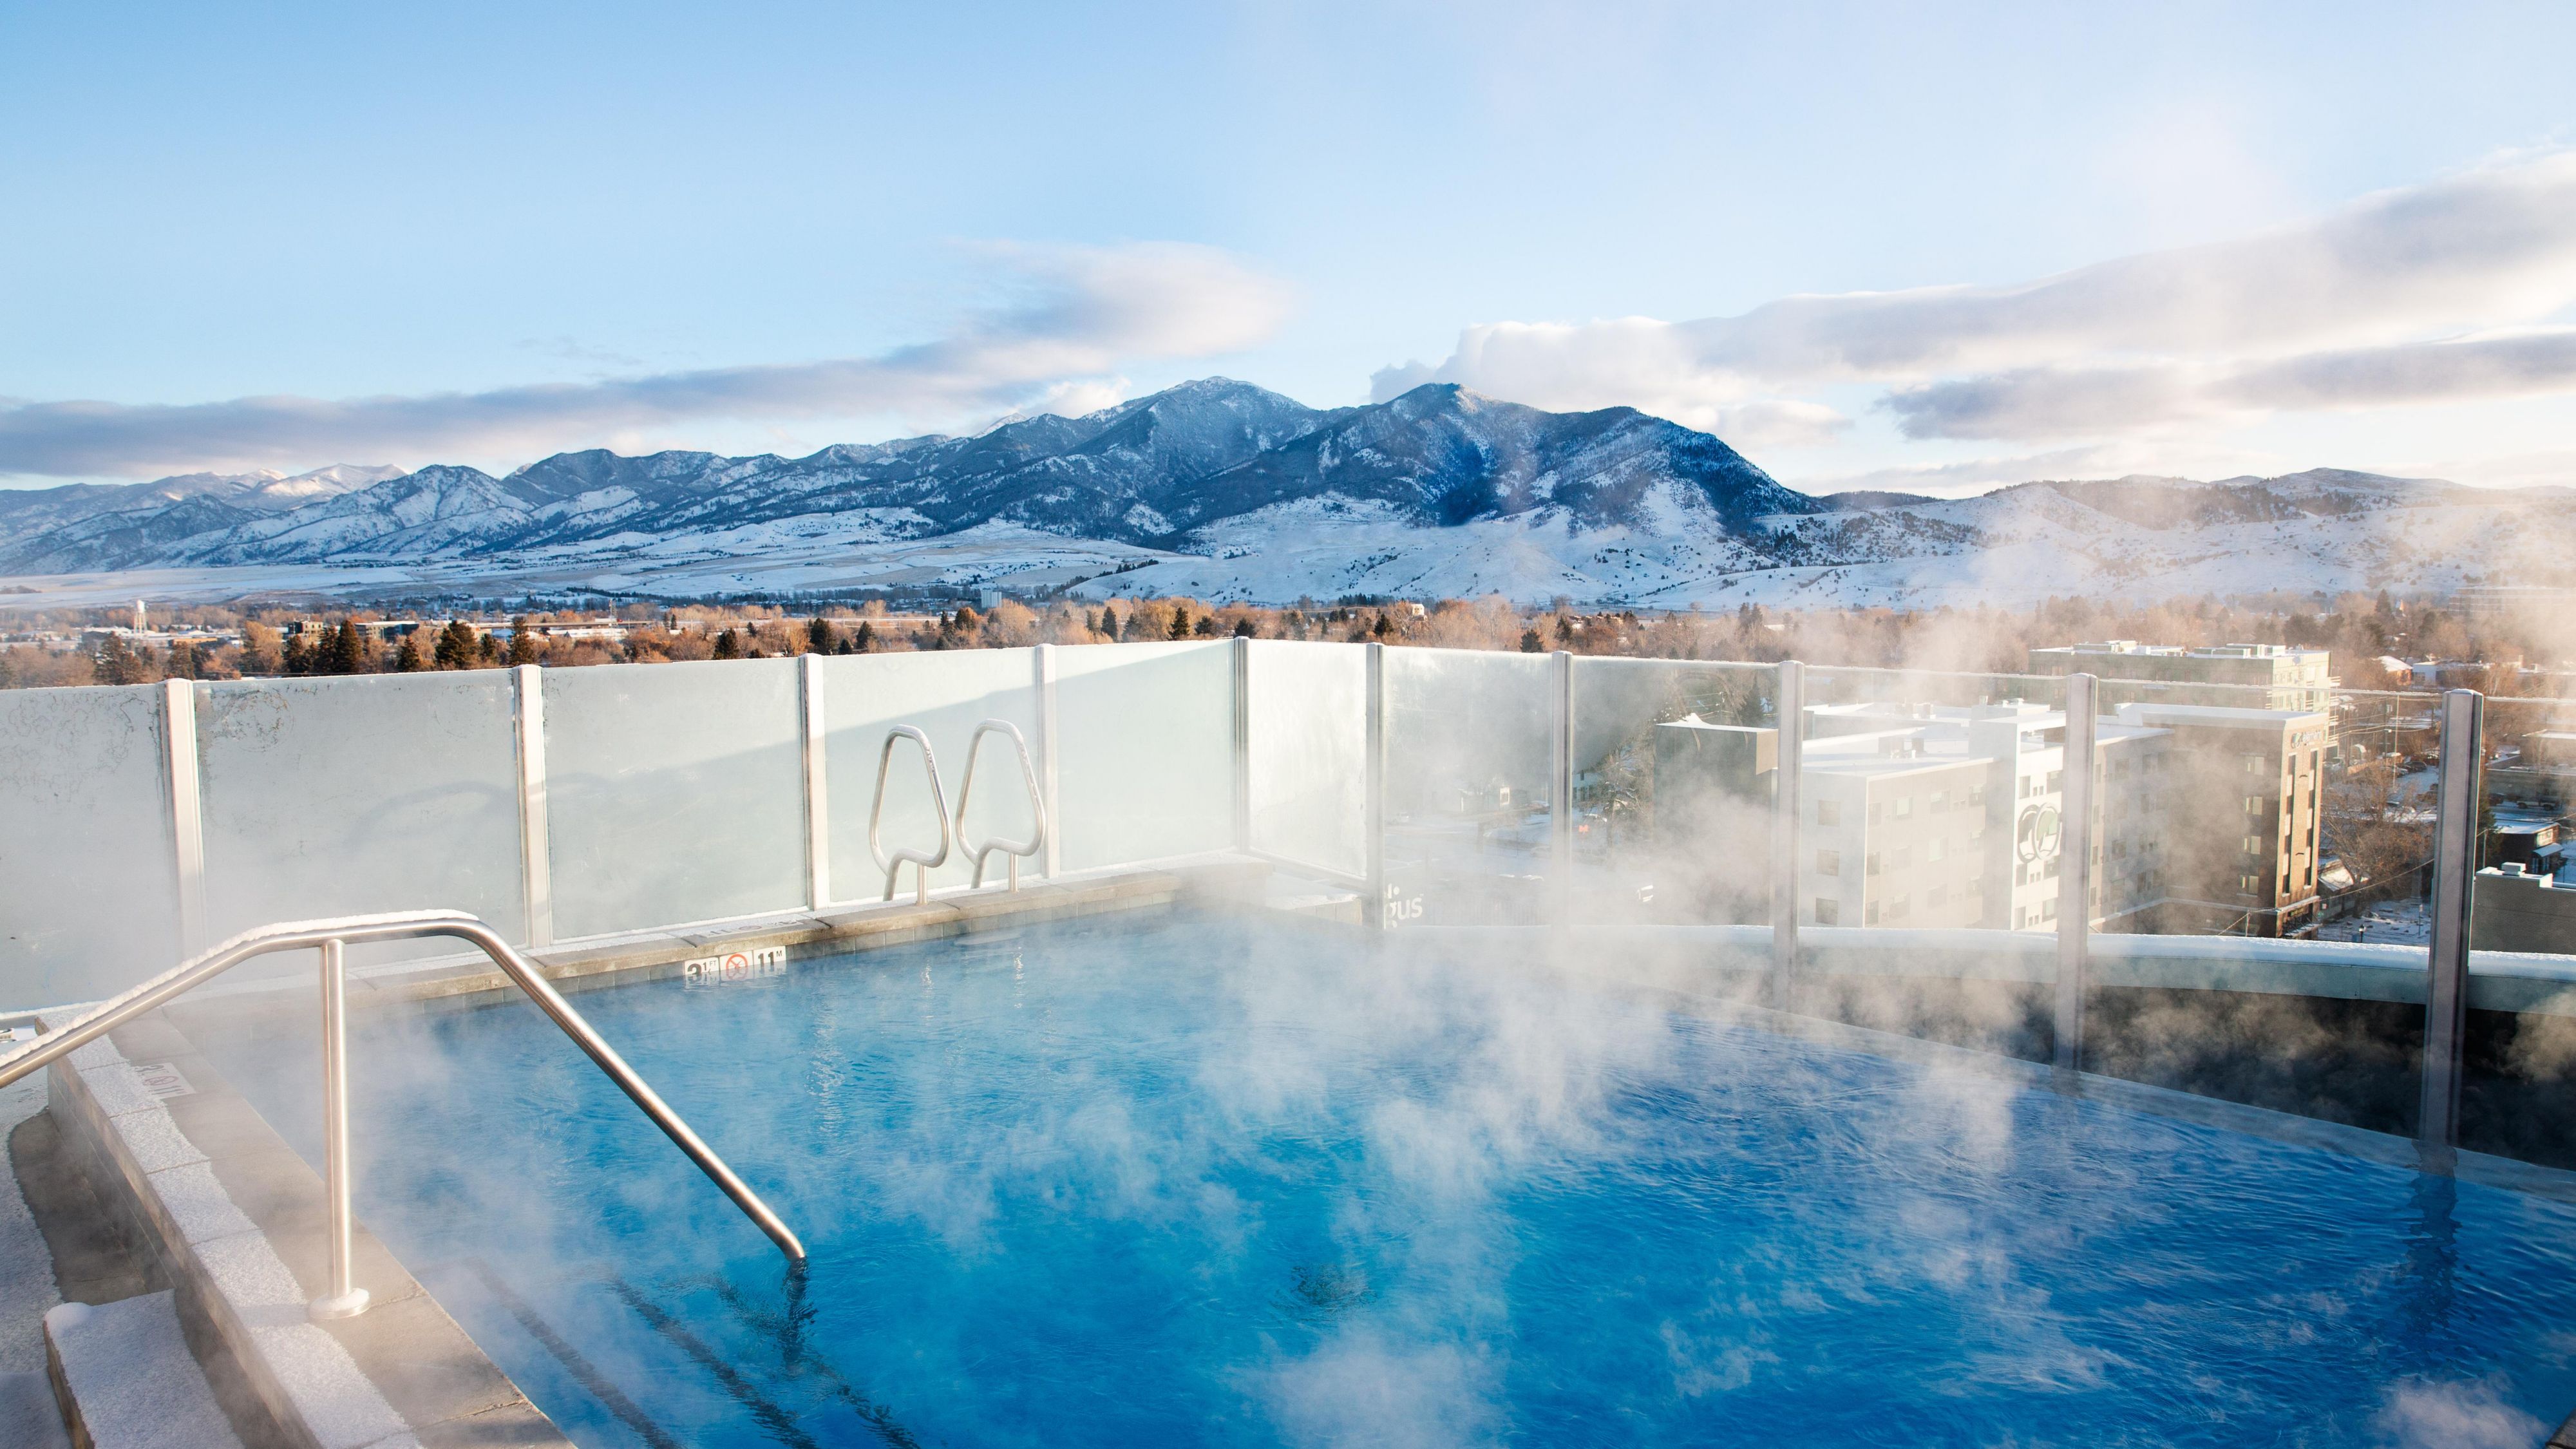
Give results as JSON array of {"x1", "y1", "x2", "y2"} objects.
[
  {"x1": 0, "y1": 242, "x2": 1293, "y2": 479},
  {"x1": 1379, "y1": 150, "x2": 2576, "y2": 466}
]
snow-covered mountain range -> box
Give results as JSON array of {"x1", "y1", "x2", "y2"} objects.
[{"x1": 0, "y1": 379, "x2": 2564, "y2": 608}]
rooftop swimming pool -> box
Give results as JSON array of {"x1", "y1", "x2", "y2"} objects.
[{"x1": 202, "y1": 914, "x2": 2576, "y2": 1447}]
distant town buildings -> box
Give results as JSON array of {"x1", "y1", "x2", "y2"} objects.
[
  {"x1": 1653, "y1": 695, "x2": 2329, "y2": 938},
  {"x1": 2029, "y1": 640, "x2": 2334, "y2": 714}
]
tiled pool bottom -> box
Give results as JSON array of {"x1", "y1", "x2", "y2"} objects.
[{"x1": 198, "y1": 914, "x2": 2576, "y2": 1448}]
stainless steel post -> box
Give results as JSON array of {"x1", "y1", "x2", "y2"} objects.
[
  {"x1": 1365, "y1": 642, "x2": 1387, "y2": 928},
  {"x1": 1232, "y1": 635, "x2": 1253, "y2": 852},
  {"x1": 310, "y1": 937, "x2": 368, "y2": 1320},
  {"x1": 2421, "y1": 687, "x2": 2483, "y2": 1149},
  {"x1": 2054, "y1": 672, "x2": 2098, "y2": 1072},
  {"x1": 1771, "y1": 659, "x2": 1804, "y2": 1007},
  {"x1": 1549, "y1": 650, "x2": 1574, "y2": 925}
]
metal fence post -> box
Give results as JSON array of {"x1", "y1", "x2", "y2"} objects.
[
  {"x1": 160, "y1": 678, "x2": 207, "y2": 956},
  {"x1": 1365, "y1": 642, "x2": 1388, "y2": 928},
  {"x1": 799, "y1": 652, "x2": 830, "y2": 910},
  {"x1": 512, "y1": 664, "x2": 554, "y2": 949},
  {"x1": 1549, "y1": 650, "x2": 1575, "y2": 926},
  {"x1": 1772, "y1": 659, "x2": 1804, "y2": 1006},
  {"x1": 2054, "y1": 672, "x2": 2098, "y2": 1071},
  {"x1": 1035, "y1": 644, "x2": 1061, "y2": 878},
  {"x1": 1232, "y1": 635, "x2": 1253, "y2": 853},
  {"x1": 2421, "y1": 687, "x2": 2483, "y2": 1149}
]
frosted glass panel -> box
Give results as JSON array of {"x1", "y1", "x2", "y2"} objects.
[
  {"x1": 1246, "y1": 641, "x2": 1365, "y2": 878},
  {"x1": 196, "y1": 674, "x2": 524, "y2": 971},
  {"x1": 0, "y1": 685, "x2": 177, "y2": 1009},
  {"x1": 1571, "y1": 656, "x2": 1781, "y2": 925},
  {"x1": 819, "y1": 650, "x2": 1042, "y2": 902},
  {"x1": 545, "y1": 659, "x2": 804, "y2": 938},
  {"x1": 1054, "y1": 642, "x2": 1235, "y2": 871}
]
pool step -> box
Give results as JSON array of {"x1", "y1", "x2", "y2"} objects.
[{"x1": 42, "y1": 1293, "x2": 243, "y2": 1449}]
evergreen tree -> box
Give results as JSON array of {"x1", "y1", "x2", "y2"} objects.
[
  {"x1": 165, "y1": 639, "x2": 200, "y2": 679},
  {"x1": 714, "y1": 628, "x2": 742, "y2": 660},
  {"x1": 433, "y1": 620, "x2": 477, "y2": 669},
  {"x1": 1372, "y1": 612, "x2": 1394, "y2": 639},
  {"x1": 477, "y1": 631, "x2": 502, "y2": 666},
  {"x1": 93, "y1": 634, "x2": 145, "y2": 686},
  {"x1": 854, "y1": 620, "x2": 876, "y2": 653},
  {"x1": 328, "y1": 620, "x2": 366, "y2": 675},
  {"x1": 506, "y1": 617, "x2": 538, "y2": 667},
  {"x1": 393, "y1": 636, "x2": 425, "y2": 672},
  {"x1": 1195, "y1": 615, "x2": 1218, "y2": 637},
  {"x1": 1520, "y1": 627, "x2": 1544, "y2": 653},
  {"x1": 1103, "y1": 607, "x2": 1122, "y2": 640},
  {"x1": 807, "y1": 615, "x2": 834, "y2": 654},
  {"x1": 1168, "y1": 604, "x2": 1190, "y2": 640},
  {"x1": 281, "y1": 632, "x2": 312, "y2": 676},
  {"x1": 1233, "y1": 618, "x2": 1256, "y2": 638}
]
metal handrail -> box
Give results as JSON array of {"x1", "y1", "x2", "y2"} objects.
[
  {"x1": 955, "y1": 719, "x2": 1046, "y2": 891},
  {"x1": 868, "y1": 725, "x2": 951, "y2": 904},
  {"x1": 0, "y1": 910, "x2": 806, "y2": 1321}
]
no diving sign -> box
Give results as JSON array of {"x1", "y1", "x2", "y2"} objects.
[{"x1": 682, "y1": 945, "x2": 787, "y2": 989}]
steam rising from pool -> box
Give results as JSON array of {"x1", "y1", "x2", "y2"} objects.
[{"x1": 196, "y1": 915, "x2": 2576, "y2": 1448}]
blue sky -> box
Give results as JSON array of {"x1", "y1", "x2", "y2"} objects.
[{"x1": 4, "y1": 1, "x2": 2573, "y2": 493}]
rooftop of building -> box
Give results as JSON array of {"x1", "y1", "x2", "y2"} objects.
[{"x1": 2034, "y1": 640, "x2": 2328, "y2": 660}]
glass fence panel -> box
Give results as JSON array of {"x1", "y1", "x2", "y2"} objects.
[
  {"x1": 0, "y1": 684, "x2": 178, "y2": 1009},
  {"x1": 545, "y1": 658, "x2": 806, "y2": 938},
  {"x1": 196, "y1": 674, "x2": 524, "y2": 976},
  {"x1": 1566, "y1": 656, "x2": 1779, "y2": 925},
  {"x1": 1244, "y1": 640, "x2": 1366, "y2": 880},
  {"x1": 1381, "y1": 646, "x2": 1553, "y2": 926},
  {"x1": 2473, "y1": 692, "x2": 2576, "y2": 954},
  {"x1": 1053, "y1": 641, "x2": 1235, "y2": 872},
  {"x1": 819, "y1": 649, "x2": 1043, "y2": 902}
]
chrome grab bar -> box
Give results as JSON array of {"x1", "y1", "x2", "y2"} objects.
[
  {"x1": 868, "y1": 725, "x2": 951, "y2": 904},
  {"x1": 955, "y1": 719, "x2": 1046, "y2": 891},
  {"x1": 0, "y1": 910, "x2": 807, "y2": 1321}
]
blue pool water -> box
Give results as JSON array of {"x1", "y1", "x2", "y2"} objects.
[{"x1": 207, "y1": 914, "x2": 2576, "y2": 1447}]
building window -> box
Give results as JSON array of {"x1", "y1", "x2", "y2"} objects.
[
  {"x1": 1865, "y1": 900, "x2": 1880, "y2": 925},
  {"x1": 2242, "y1": 835, "x2": 2262, "y2": 855},
  {"x1": 1888, "y1": 895, "x2": 1910, "y2": 920},
  {"x1": 1817, "y1": 849, "x2": 1841, "y2": 876},
  {"x1": 1927, "y1": 884, "x2": 1947, "y2": 909},
  {"x1": 2244, "y1": 796, "x2": 2264, "y2": 815},
  {"x1": 1817, "y1": 799, "x2": 1841, "y2": 826},
  {"x1": 1814, "y1": 898, "x2": 1839, "y2": 925},
  {"x1": 1927, "y1": 838, "x2": 1946, "y2": 864},
  {"x1": 1866, "y1": 851, "x2": 1882, "y2": 876},
  {"x1": 2047, "y1": 770, "x2": 2063, "y2": 792},
  {"x1": 2014, "y1": 905, "x2": 2028, "y2": 929},
  {"x1": 2041, "y1": 899, "x2": 2057, "y2": 922},
  {"x1": 2244, "y1": 754, "x2": 2264, "y2": 773},
  {"x1": 1929, "y1": 790, "x2": 1948, "y2": 813},
  {"x1": 1869, "y1": 801, "x2": 1884, "y2": 823},
  {"x1": 1893, "y1": 795, "x2": 1913, "y2": 819},
  {"x1": 1967, "y1": 785, "x2": 1985, "y2": 806},
  {"x1": 2239, "y1": 873, "x2": 2261, "y2": 894}
]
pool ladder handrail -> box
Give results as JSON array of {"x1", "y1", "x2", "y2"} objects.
[
  {"x1": 0, "y1": 910, "x2": 808, "y2": 1323},
  {"x1": 954, "y1": 719, "x2": 1046, "y2": 891},
  {"x1": 869, "y1": 725, "x2": 951, "y2": 904}
]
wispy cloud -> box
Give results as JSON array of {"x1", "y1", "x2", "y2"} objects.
[
  {"x1": 0, "y1": 242, "x2": 1292, "y2": 479},
  {"x1": 1376, "y1": 150, "x2": 2576, "y2": 451}
]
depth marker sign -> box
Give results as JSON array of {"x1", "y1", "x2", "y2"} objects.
[{"x1": 682, "y1": 945, "x2": 787, "y2": 989}]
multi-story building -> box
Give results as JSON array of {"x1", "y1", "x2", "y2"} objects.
[
  {"x1": 2030, "y1": 641, "x2": 2334, "y2": 715},
  {"x1": 1658, "y1": 702, "x2": 2170, "y2": 932},
  {"x1": 2112, "y1": 703, "x2": 2329, "y2": 936}
]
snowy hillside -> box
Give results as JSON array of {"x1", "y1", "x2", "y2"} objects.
[{"x1": 0, "y1": 380, "x2": 2559, "y2": 608}]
